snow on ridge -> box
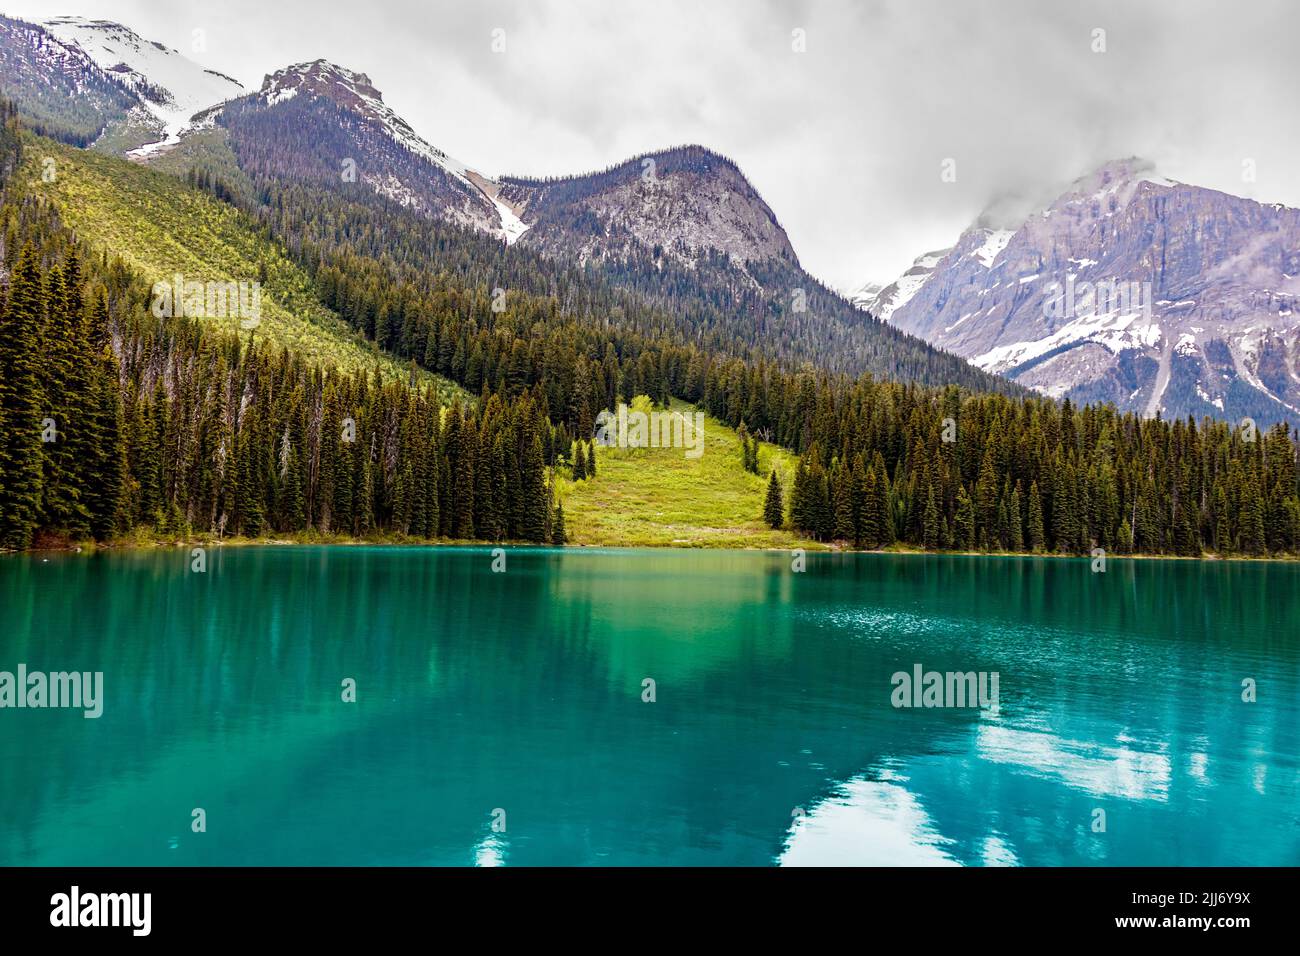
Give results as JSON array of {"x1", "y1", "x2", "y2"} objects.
[
  {"x1": 42, "y1": 16, "x2": 244, "y2": 156},
  {"x1": 972, "y1": 228, "x2": 1014, "y2": 268},
  {"x1": 972, "y1": 309, "x2": 1160, "y2": 374},
  {"x1": 260, "y1": 60, "x2": 476, "y2": 188}
]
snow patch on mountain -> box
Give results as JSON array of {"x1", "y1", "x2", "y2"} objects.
[
  {"x1": 865, "y1": 157, "x2": 1300, "y2": 426},
  {"x1": 42, "y1": 16, "x2": 244, "y2": 155},
  {"x1": 851, "y1": 247, "x2": 950, "y2": 321},
  {"x1": 255, "y1": 61, "x2": 525, "y2": 243},
  {"x1": 972, "y1": 228, "x2": 1014, "y2": 268},
  {"x1": 260, "y1": 60, "x2": 474, "y2": 186}
]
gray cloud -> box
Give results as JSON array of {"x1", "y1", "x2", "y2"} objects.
[{"x1": 11, "y1": 0, "x2": 1300, "y2": 289}]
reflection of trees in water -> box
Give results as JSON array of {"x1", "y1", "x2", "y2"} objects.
[{"x1": 0, "y1": 550, "x2": 1296, "y2": 865}]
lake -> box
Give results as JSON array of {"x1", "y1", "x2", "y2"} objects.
[{"x1": 1, "y1": 546, "x2": 1297, "y2": 866}]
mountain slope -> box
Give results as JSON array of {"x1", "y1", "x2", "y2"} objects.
[
  {"x1": 0, "y1": 14, "x2": 137, "y2": 146},
  {"x1": 870, "y1": 159, "x2": 1300, "y2": 425},
  {"x1": 850, "y1": 247, "x2": 950, "y2": 322},
  {"x1": 41, "y1": 16, "x2": 245, "y2": 157},
  {"x1": 217, "y1": 60, "x2": 525, "y2": 241},
  {"x1": 25, "y1": 135, "x2": 461, "y2": 394}
]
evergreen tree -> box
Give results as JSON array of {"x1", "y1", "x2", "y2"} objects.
[
  {"x1": 552, "y1": 500, "x2": 567, "y2": 545},
  {"x1": 1027, "y1": 481, "x2": 1045, "y2": 553},
  {"x1": 0, "y1": 246, "x2": 47, "y2": 548},
  {"x1": 953, "y1": 488, "x2": 975, "y2": 551},
  {"x1": 1007, "y1": 483, "x2": 1024, "y2": 552},
  {"x1": 832, "y1": 463, "x2": 854, "y2": 541},
  {"x1": 763, "y1": 470, "x2": 784, "y2": 529},
  {"x1": 922, "y1": 481, "x2": 940, "y2": 550}
]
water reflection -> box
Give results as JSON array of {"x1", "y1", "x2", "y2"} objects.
[{"x1": 0, "y1": 548, "x2": 1297, "y2": 866}]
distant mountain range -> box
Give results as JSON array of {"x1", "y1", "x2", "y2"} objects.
[
  {"x1": 2, "y1": 13, "x2": 1012, "y2": 391},
  {"x1": 18, "y1": 11, "x2": 1300, "y2": 426},
  {"x1": 855, "y1": 158, "x2": 1300, "y2": 426}
]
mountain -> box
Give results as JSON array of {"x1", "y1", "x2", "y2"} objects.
[
  {"x1": 0, "y1": 15, "x2": 242, "y2": 154},
  {"x1": 0, "y1": 14, "x2": 137, "y2": 146},
  {"x1": 27, "y1": 137, "x2": 462, "y2": 396},
  {"x1": 849, "y1": 247, "x2": 949, "y2": 322},
  {"x1": 214, "y1": 60, "x2": 526, "y2": 241},
  {"x1": 865, "y1": 158, "x2": 1300, "y2": 426},
  {"x1": 501, "y1": 146, "x2": 797, "y2": 268},
  {"x1": 0, "y1": 11, "x2": 1017, "y2": 392},
  {"x1": 40, "y1": 16, "x2": 244, "y2": 157}
]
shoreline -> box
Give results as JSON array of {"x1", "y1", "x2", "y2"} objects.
[{"x1": 4, "y1": 533, "x2": 1296, "y2": 564}]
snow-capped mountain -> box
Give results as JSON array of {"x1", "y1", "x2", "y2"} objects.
[
  {"x1": 850, "y1": 247, "x2": 950, "y2": 322},
  {"x1": 866, "y1": 159, "x2": 1300, "y2": 426},
  {"x1": 41, "y1": 17, "x2": 244, "y2": 156},
  {"x1": 0, "y1": 14, "x2": 137, "y2": 147}
]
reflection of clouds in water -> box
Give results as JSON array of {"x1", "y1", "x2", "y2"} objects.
[
  {"x1": 981, "y1": 834, "x2": 1019, "y2": 867},
  {"x1": 1253, "y1": 764, "x2": 1268, "y2": 795},
  {"x1": 976, "y1": 724, "x2": 1171, "y2": 801},
  {"x1": 474, "y1": 833, "x2": 507, "y2": 867},
  {"x1": 778, "y1": 771, "x2": 961, "y2": 867}
]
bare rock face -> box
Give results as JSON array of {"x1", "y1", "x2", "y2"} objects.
[
  {"x1": 500, "y1": 145, "x2": 799, "y2": 271},
  {"x1": 869, "y1": 158, "x2": 1300, "y2": 426}
]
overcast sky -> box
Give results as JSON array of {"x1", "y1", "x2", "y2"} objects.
[{"x1": 10, "y1": 0, "x2": 1300, "y2": 290}]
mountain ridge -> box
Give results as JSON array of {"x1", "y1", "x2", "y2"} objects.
[{"x1": 861, "y1": 157, "x2": 1300, "y2": 426}]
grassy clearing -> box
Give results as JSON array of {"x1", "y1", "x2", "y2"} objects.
[
  {"x1": 22, "y1": 136, "x2": 463, "y2": 400},
  {"x1": 556, "y1": 401, "x2": 822, "y2": 549}
]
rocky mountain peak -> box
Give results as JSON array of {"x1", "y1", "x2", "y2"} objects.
[{"x1": 863, "y1": 158, "x2": 1300, "y2": 425}]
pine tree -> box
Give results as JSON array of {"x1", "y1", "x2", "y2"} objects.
[
  {"x1": 519, "y1": 431, "x2": 548, "y2": 543},
  {"x1": 954, "y1": 487, "x2": 975, "y2": 551},
  {"x1": 552, "y1": 501, "x2": 567, "y2": 545},
  {"x1": 871, "y1": 461, "x2": 893, "y2": 545},
  {"x1": 0, "y1": 246, "x2": 47, "y2": 548},
  {"x1": 1008, "y1": 483, "x2": 1024, "y2": 552},
  {"x1": 38, "y1": 263, "x2": 90, "y2": 535},
  {"x1": 1027, "y1": 481, "x2": 1045, "y2": 553},
  {"x1": 763, "y1": 470, "x2": 784, "y2": 529},
  {"x1": 573, "y1": 440, "x2": 587, "y2": 480},
  {"x1": 1241, "y1": 485, "x2": 1266, "y2": 556},
  {"x1": 832, "y1": 463, "x2": 855, "y2": 541},
  {"x1": 1117, "y1": 518, "x2": 1134, "y2": 554},
  {"x1": 922, "y1": 481, "x2": 940, "y2": 550},
  {"x1": 85, "y1": 342, "x2": 128, "y2": 539},
  {"x1": 859, "y1": 467, "x2": 881, "y2": 548}
]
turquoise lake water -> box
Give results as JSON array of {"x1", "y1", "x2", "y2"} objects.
[{"x1": 1, "y1": 546, "x2": 1297, "y2": 866}]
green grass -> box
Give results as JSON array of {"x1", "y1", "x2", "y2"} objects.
[
  {"x1": 21, "y1": 136, "x2": 463, "y2": 400},
  {"x1": 557, "y1": 401, "x2": 822, "y2": 549}
]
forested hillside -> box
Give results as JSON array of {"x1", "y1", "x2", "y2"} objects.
[
  {"x1": 2, "y1": 94, "x2": 1299, "y2": 558},
  {"x1": 0, "y1": 106, "x2": 562, "y2": 550},
  {"x1": 216, "y1": 101, "x2": 1017, "y2": 392}
]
